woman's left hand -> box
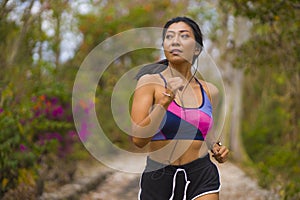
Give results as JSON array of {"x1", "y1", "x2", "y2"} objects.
[{"x1": 212, "y1": 143, "x2": 229, "y2": 163}]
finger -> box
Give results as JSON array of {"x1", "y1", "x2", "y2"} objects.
[
  {"x1": 218, "y1": 146, "x2": 228, "y2": 154},
  {"x1": 213, "y1": 146, "x2": 229, "y2": 163},
  {"x1": 163, "y1": 88, "x2": 175, "y2": 100},
  {"x1": 213, "y1": 154, "x2": 225, "y2": 163},
  {"x1": 216, "y1": 154, "x2": 227, "y2": 163},
  {"x1": 219, "y1": 157, "x2": 227, "y2": 163},
  {"x1": 220, "y1": 148, "x2": 230, "y2": 159},
  {"x1": 215, "y1": 149, "x2": 229, "y2": 163},
  {"x1": 218, "y1": 146, "x2": 227, "y2": 154},
  {"x1": 212, "y1": 145, "x2": 221, "y2": 155}
]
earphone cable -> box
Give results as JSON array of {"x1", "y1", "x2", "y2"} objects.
[{"x1": 167, "y1": 58, "x2": 199, "y2": 165}]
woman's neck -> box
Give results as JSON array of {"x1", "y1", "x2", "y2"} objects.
[{"x1": 168, "y1": 62, "x2": 193, "y2": 81}]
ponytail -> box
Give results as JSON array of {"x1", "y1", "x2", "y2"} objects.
[{"x1": 135, "y1": 59, "x2": 168, "y2": 80}]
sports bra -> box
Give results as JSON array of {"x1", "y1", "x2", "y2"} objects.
[{"x1": 151, "y1": 73, "x2": 213, "y2": 141}]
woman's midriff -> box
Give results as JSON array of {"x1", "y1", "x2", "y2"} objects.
[{"x1": 148, "y1": 140, "x2": 208, "y2": 165}]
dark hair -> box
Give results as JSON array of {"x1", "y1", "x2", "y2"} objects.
[{"x1": 135, "y1": 16, "x2": 204, "y2": 80}]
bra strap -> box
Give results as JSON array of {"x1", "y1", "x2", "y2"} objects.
[
  {"x1": 194, "y1": 78, "x2": 212, "y2": 102},
  {"x1": 158, "y1": 73, "x2": 167, "y2": 88}
]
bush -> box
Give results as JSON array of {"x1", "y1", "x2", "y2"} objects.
[
  {"x1": 0, "y1": 83, "x2": 78, "y2": 197},
  {"x1": 0, "y1": 110, "x2": 36, "y2": 196},
  {"x1": 242, "y1": 79, "x2": 300, "y2": 199}
]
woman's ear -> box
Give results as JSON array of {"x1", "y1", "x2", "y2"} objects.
[{"x1": 194, "y1": 46, "x2": 202, "y2": 56}]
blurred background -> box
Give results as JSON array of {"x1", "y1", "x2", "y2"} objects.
[{"x1": 0, "y1": 0, "x2": 299, "y2": 199}]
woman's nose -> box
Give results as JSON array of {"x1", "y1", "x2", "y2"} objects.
[{"x1": 171, "y1": 36, "x2": 180, "y2": 46}]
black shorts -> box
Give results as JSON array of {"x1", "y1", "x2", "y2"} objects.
[{"x1": 139, "y1": 154, "x2": 220, "y2": 200}]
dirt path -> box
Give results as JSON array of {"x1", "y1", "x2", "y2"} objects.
[
  {"x1": 80, "y1": 155, "x2": 278, "y2": 200},
  {"x1": 217, "y1": 161, "x2": 277, "y2": 200}
]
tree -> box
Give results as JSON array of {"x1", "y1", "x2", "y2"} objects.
[{"x1": 219, "y1": 0, "x2": 300, "y2": 198}]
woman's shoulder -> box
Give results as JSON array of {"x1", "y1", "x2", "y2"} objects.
[
  {"x1": 198, "y1": 79, "x2": 219, "y2": 103},
  {"x1": 198, "y1": 80, "x2": 218, "y2": 93},
  {"x1": 136, "y1": 73, "x2": 164, "y2": 88}
]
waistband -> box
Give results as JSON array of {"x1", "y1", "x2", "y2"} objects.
[{"x1": 144, "y1": 154, "x2": 212, "y2": 174}]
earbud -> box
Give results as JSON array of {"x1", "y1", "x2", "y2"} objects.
[{"x1": 194, "y1": 46, "x2": 202, "y2": 55}]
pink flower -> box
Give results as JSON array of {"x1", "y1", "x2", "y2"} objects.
[
  {"x1": 79, "y1": 122, "x2": 90, "y2": 142},
  {"x1": 50, "y1": 97, "x2": 59, "y2": 105},
  {"x1": 52, "y1": 106, "x2": 64, "y2": 118},
  {"x1": 68, "y1": 130, "x2": 76, "y2": 138},
  {"x1": 37, "y1": 132, "x2": 63, "y2": 146},
  {"x1": 20, "y1": 144, "x2": 28, "y2": 152}
]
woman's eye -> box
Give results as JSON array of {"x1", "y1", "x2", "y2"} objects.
[
  {"x1": 165, "y1": 35, "x2": 173, "y2": 40},
  {"x1": 181, "y1": 34, "x2": 189, "y2": 39}
]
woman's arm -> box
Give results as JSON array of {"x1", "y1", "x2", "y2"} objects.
[
  {"x1": 204, "y1": 82, "x2": 229, "y2": 163},
  {"x1": 131, "y1": 75, "x2": 172, "y2": 148},
  {"x1": 204, "y1": 82, "x2": 220, "y2": 150}
]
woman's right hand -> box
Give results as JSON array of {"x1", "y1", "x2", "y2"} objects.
[{"x1": 158, "y1": 77, "x2": 183, "y2": 109}]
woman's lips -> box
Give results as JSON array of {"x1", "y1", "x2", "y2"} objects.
[{"x1": 170, "y1": 49, "x2": 182, "y2": 54}]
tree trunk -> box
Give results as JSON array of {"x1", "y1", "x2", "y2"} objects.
[
  {"x1": 209, "y1": 4, "x2": 252, "y2": 162},
  {"x1": 7, "y1": 0, "x2": 35, "y2": 67}
]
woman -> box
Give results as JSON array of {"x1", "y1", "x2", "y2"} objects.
[{"x1": 131, "y1": 16, "x2": 229, "y2": 200}]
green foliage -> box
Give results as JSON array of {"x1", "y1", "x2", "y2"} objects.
[
  {"x1": 221, "y1": 0, "x2": 300, "y2": 198},
  {"x1": 0, "y1": 111, "x2": 36, "y2": 196}
]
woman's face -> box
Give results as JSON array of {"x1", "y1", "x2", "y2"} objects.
[{"x1": 163, "y1": 22, "x2": 199, "y2": 65}]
